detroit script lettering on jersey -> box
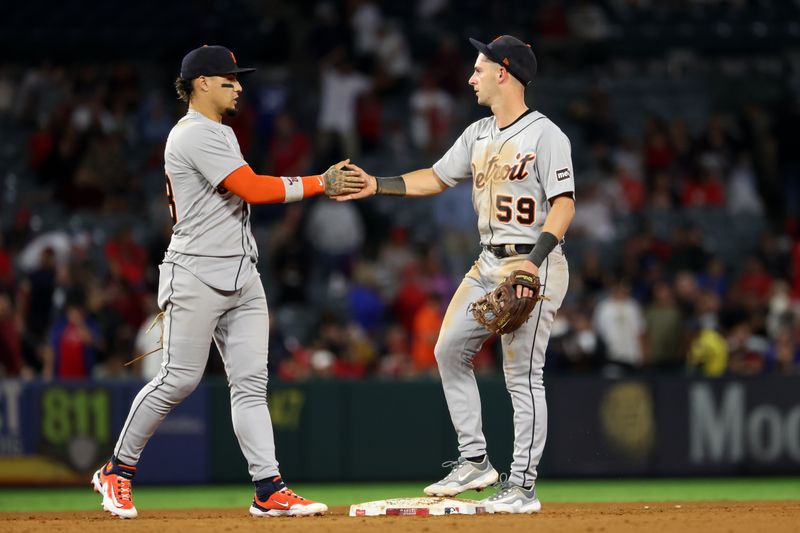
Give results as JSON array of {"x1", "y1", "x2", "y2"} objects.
[{"x1": 473, "y1": 152, "x2": 536, "y2": 189}]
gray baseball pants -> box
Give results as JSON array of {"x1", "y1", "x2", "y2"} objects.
[
  {"x1": 435, "y1": 248, "x2": 569, "y2": 488},
  {"x1": 113, "y1": 262, "x2": 278, "y2": 481}
]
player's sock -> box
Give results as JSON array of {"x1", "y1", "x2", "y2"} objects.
[
  {"x1": 466, "y1": 454, "x2": 486, "y2": 464},
  {"x1": 255, "y1": 475, "x2": 286, "y2": 500},
  {"x1": 105, "y1": 456, "x2": 137, "y2": 479}
]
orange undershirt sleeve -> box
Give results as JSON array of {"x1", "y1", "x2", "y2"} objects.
[{"x1": 220, "y1": 164, "x2": 325, "y2": 204}]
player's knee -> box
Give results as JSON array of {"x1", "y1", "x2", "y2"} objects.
[
  {"x1": 504, "y1": 368, "x2": 544, "y2": 390},
  {"x1": 229, "y1": 362, "x2": 268, "y2": 388},
  {"x1": 164, "y1": 374, "x2": 203, "y2": 403},
  {"x1": 231, "y1": 373, "x2": 267, "y2": 396},
  {"x1": 434, "y1": 336, "x2": 459, "y2": 368}
]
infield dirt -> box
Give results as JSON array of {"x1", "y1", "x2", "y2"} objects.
[{"x1": 2, "y1": 501, "x2": 798, "y2": 533}]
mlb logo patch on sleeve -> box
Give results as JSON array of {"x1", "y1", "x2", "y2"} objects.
[{"x1": 556, "y1": 168, "x2": 571, "y2": 181}]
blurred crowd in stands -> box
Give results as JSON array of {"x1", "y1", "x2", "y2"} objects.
[{"x1": 1, "y1": 0, "x2": 800, "y2": 381}]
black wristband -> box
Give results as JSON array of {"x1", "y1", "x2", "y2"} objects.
[
  {"x1": 375, "y1": 176, "x2": 406, "y2": 196},
  {"x1": 527, "y1": 232, "x2": 559, "y2": 267}
]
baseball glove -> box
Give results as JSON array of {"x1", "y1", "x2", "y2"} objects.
[{"x1": 470, "y1": 270, "x2": 544, "y2": 335}]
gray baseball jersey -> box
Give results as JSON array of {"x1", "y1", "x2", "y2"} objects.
[
  {"x1": 433, "y1": 110, "x2": 575, "y2": 246},
  {"x1": 112, "y1": 108, "x2": 281, "y2": 483},
  {"x1": 431, "y1": 110, "x2": 574, "y2": 489},
  {"x1": 164, "y1": 109, "x2": 258, "y2": 291}
]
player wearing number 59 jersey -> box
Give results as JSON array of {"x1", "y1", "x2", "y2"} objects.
[
  {"x1": 435, "y1": 95, "x2": 574, "y2": 248},
  {"x1": 339, "y1": 35, "x2": 575, "y2": 514},
  {"x1": 91, "y1": 45, "x2": 363, "y2": 519}
]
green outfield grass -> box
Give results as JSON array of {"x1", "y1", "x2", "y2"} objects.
[{"x1": 1, "y1": 478, "x2": 799, "y2": 512}]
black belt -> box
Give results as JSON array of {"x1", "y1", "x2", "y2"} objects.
[{"x1": 483, "y1": 244, "x2": 534, "y2": 259}]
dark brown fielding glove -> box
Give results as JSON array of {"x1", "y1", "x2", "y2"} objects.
[{"x1": 470, "y1": 270, "x2": 544, "y2": 335}]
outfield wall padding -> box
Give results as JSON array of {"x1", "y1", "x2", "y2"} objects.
[{"x1": 1, "y1": 376, "x2": 797, "y2": 484}]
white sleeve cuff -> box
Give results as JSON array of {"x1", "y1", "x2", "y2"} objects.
[{"x1": 281, "y1": 176, "x2": 304, "y2": 203}]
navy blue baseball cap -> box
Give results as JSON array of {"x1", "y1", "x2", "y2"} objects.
[
  {"x1": 180, "y1": 45, "x2": 256, "y2": 79},
  {"x1": 469, "y1": 35, "x2": 537, "y2": 85}
]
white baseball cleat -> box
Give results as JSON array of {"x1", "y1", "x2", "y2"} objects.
[
  {"x1": 481, "y1": 476, "x2": 541, "y2": 514},
  {"x1": 424, "y1": 456, "x2": 499, "y2": 497}
]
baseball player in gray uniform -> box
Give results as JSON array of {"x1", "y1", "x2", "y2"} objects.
[
  {"x1": 339, "y1": 35, "x2": 575, "y2": 513},
  {"x1": 91, "y1": 45, "x2": 363, "y2": 519}
]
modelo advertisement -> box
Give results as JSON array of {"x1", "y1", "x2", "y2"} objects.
[
  {"x1": 546, "y1": 377, "x2": 800, "y2": 476},
  {"x1": 657, "y1": 378, "x2": 800, "y2": 475}
]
